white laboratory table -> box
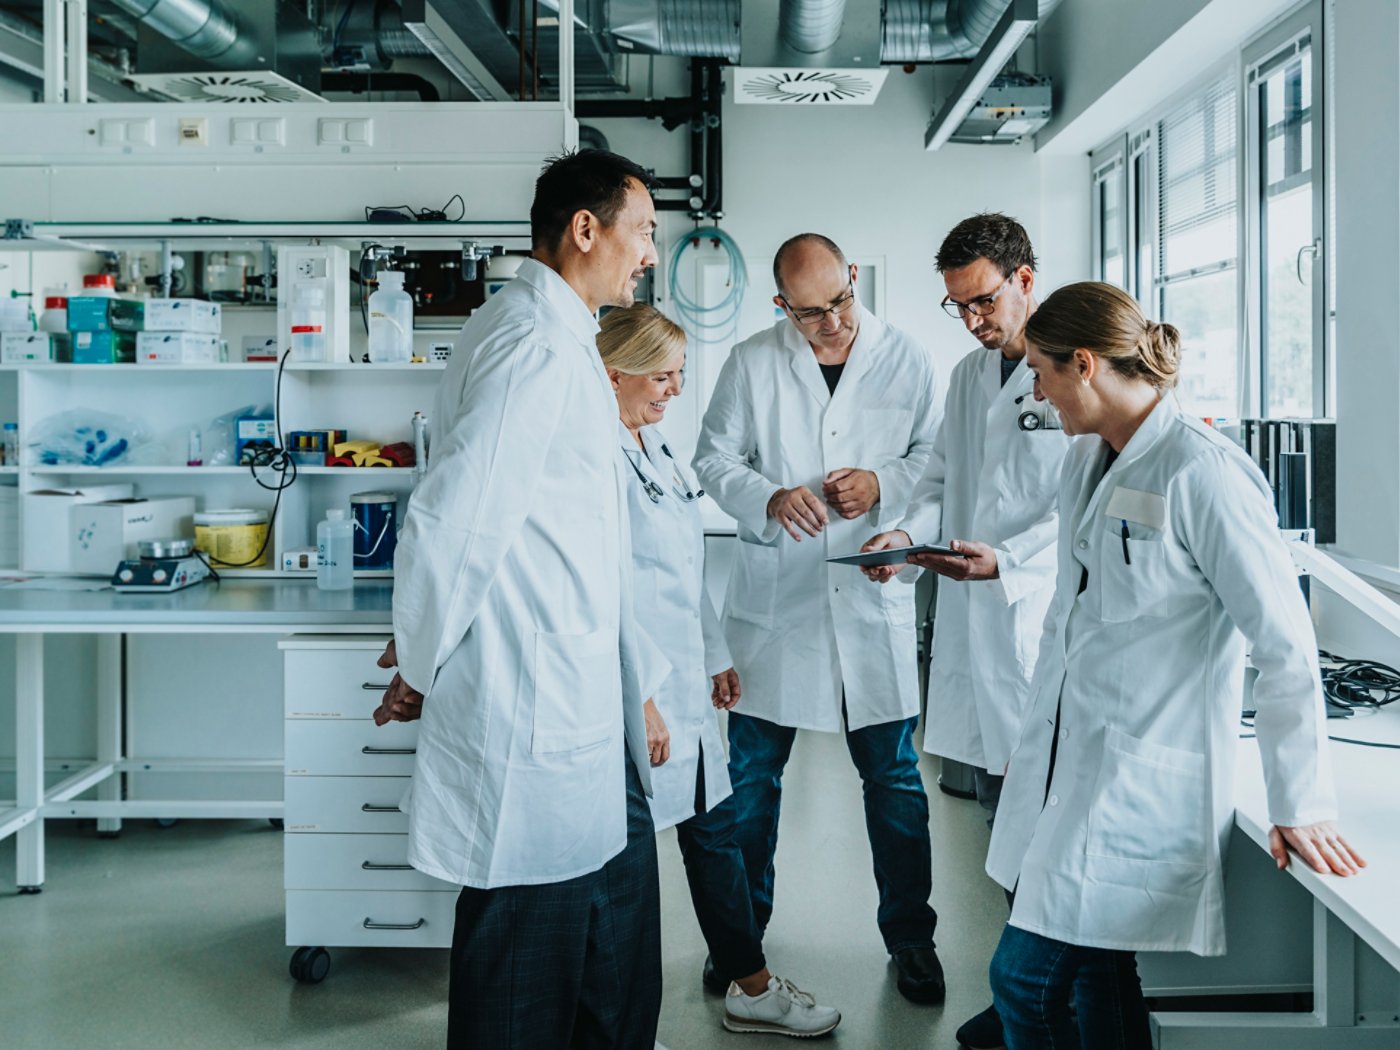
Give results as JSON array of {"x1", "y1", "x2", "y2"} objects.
[
  {"x1": 0, "y1": 579, "x2": 394, "y2": 893},
  {"x1": 1153, "y1": 709, "x2": 1400, "y2": 1048}
]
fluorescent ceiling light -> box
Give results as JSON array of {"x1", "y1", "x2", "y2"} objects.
[
  {"x1": 402, "y1": 1, "x2": 509, "y2": 101},
  {"x1": 925, "y1": 0, "x2": 1039, "y2": 151}
]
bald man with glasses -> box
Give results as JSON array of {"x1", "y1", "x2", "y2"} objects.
[{"x1": 694, "y1": 232, "x2": 946, "y2": 1005}]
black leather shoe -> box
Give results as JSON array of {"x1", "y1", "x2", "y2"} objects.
[
  {"x1": 956, "y1": 1003, "x2": 1006, "y2": 1049},
  {"x1": 701, "y1": 953, "x2": 727, "y2": 994},
  {"x1": 891, "y1": 945, "x2": 947, "y2": 1004}
]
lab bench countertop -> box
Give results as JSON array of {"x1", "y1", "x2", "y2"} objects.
[{"x1": 0, "y1": 579, "x2": 396, "y2": 632}]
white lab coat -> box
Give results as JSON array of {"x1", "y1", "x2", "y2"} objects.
[
  {"x1": 985, "y1": 395, "x2": 1336, "y2": 954},
  {"x1": 393, "y1": 259, "x2": 668, "y2": 889},
  {"x1": 897, "y1": 350, "x2": 1068, "y2": 773},
  {"x1": 694, "y1": 307, "x2": 941, "y2": 731},
  {"x1": 620, "y1": 421, "x2": 734, "y2": 832}
]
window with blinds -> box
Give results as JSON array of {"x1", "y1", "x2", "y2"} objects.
[{"x1": 1154, "y1": 73, "x2": 1241, "y2": 418}]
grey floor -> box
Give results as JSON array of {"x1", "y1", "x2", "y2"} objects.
[{"x1": 0, "y1": 730, "x2": 1007, "y2": 1049}]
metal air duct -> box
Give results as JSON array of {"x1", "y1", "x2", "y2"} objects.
[
  {"x1": 779, "y1": 0, "x2": 847, "y2": 55},
  {"x1": 609, "y1": 0, "x2": 741, "y2": 60},
  {"x1": 882, "y1": 0, "x2": 1065, "y2": 63},
  {"x1": 108, "y1": 0, "x2": 240, "y2": 62}
]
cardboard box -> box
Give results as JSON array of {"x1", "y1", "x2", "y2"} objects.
[
  {"x1": 1, "y1": 332, "x2": 54, "y2": 363},
  {"x1": 67, "y1": 297, "x2": 144, "y2": 333},
  {"x1": 72, "y1": 330, "x2": 136, "y2": 364},
  {"x1": 143, "y1": 299, "x2": 221, "y2": 333},
  {"x1": 242, "y1": 335, "x2": 279, "y2": 362},
  {"x1": 23, "y1": 484, "x2": 135, "y2": 571},
  {"x1": 70, "y1": 496, "x2": 196, "y2": 575},
  {"x1": 137, "y1": 331, "x2": 220, "y2": 364}
]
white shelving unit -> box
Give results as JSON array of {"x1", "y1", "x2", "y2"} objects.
[{"x1": 1, "y1": 220, "x2": 530, "y2": 577}]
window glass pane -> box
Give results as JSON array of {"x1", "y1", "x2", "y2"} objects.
[
  {"x1": 1258, "y1": 43, "x2": 1316, "y2": 416},
  {"x1": 1099, "y1": 174, "x2": 1125, "y2": 287},
  {"x1": 1165, "y1": 269, "x2": 1239, "y2": 419},
  {"x1": 1158, "y1": 75, "x2": 1237, "y2": 280}
]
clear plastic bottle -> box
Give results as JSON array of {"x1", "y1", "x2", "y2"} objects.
[
  {"x1": 316, "y1": 508, "x2": 354, "y2": 590},
  {"x1": 3, "y1": 422, "x2": 18, "y2": 467},
  {"x1": 368, "y1": 270, "x2": 413, "y2": 362},
  {"x1": 291, "y1": 285, "x2": 328, "y2": 362}
]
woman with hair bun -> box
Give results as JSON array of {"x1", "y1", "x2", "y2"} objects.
[{"x1": 982, "y1": 281, "x2": 1364, "y2": 1048}]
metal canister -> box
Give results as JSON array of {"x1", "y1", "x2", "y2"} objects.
[{"x1": 350, "y1": 491, "x2": 398, "y2": 569}]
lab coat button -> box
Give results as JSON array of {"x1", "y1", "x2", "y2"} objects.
[
  {"x1": 1077, "y1": 539, "x2": 1089, "y2": 550},
  {"x1": 1048, "y1": 794, "x2": 1059, "y2": 806},
  {"x1": 1060, "y1": 728, "x2": 1069, "y2": 741},
  {"x1": 830, "y1": 430, "x2": 837, "y2": 436}
]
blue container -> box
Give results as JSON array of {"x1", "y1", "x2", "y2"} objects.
[{"x1": 351, "y1": 491, "x2": 398, "y2": 569}]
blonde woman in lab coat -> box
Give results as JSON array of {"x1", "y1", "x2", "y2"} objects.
[
  {"x1": 599, "y1": 304, "x2": 841, "y2": 1039},
  {"x1": 985, "y1": 281, "x2": 1364, "y2": 1049}
]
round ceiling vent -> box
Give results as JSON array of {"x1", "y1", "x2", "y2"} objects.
[
  {"x1": 128, "y1": 71, "x2": 324, "y2": 104},
  {"x1": 738, "y1": 69, "x2": 881, "y2": 104}
]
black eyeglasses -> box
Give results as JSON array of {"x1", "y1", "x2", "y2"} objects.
[
  {"x1": 941, "y1": 275, "x2": 1013, "y2": 319},
  {"x1": 781, "y1": 269, "x2": 857, "y2": 326}
]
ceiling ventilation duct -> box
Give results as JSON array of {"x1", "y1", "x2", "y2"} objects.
[
  {"x1": 735, "y1": 0, "x2": 885, "y2": 105},
  {"x1": 113, "y1": 0, "x2": 324, "y2": 101}
]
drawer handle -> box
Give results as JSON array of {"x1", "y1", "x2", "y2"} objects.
[
  {"x1": 362, "y1": 682, "x2": 393, "y2": 691},
  {"x1": 361, "y1": 860, "x2": 414, "y2": 871},
  {"x1": 361, "y1": 746, "x2": 417, "y2": 755},
  {"x1": 361, "y1": 803, "x2": 402, "y2": 813},
  {"x1": 363, "y1": 916, "x2": 425, "y2": 931}
]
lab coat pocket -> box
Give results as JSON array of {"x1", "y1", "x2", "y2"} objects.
[
  {"x1": 1087, "y1": 726, "x2": 1205, "y2": 865},
  {"x1": 727, "y1": 539, "x2": 780, "y2": 628},
  {"x1": 1097, "y1": 526, "x2": 1177, "y2": 623},
  {"x1": 531, "y1": 629, "x2": 618, "y2": 756}
]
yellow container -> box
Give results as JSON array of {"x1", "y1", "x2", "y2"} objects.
[{"x1": 194, "y1": 508, "x2": 270, "y2": 568}]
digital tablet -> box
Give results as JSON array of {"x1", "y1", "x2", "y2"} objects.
[{"x1": 827, "y1": 544, "x2": 969, "y2": 567}]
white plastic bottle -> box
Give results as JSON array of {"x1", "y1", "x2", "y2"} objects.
[
  {"x1": 316, "y1": 508, "x2": 354, "y2": 590},
  {"x1": 291, "y1": 285, "x2": 329, "y2": 362},
  {"x1": 368, "y1": 270, "x2": 413, "y2": 362}
]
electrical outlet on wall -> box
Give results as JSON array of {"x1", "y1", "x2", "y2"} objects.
[
  {"x1": 294, "y1": 256, "x2": 326, "y2": 279},
  {"x1": 178, "y1": 117, "x2": 208, "y2": 147}
]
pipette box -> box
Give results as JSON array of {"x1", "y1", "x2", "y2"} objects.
[
  {"x1": 143, "y1": 299, "x2": 221, "y2": 333},
  {"x1": 138, "y1": 332, "x2": 220, "y2": 364},
  {"x1": 1, "y1": 332, "x2": 54, "y2": 363},
  {"x1": 72, "y1": 330, "x2": 136, "y2": 363}
]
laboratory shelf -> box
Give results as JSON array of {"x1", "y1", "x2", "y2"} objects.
[
  {"x1": 0, "y1": 466, "x2": 17, "y2": 475},
  {"x1": 292, "y1": 467, "x2": 418, "y2": 475},
  {"x1": 24, "y1": 466, "x2": 255, "y2": 475},
  {"x1": 0, "y1": 362, "x2": 278, "y2": 372},
  {"x1": 284, "y1": 362, "x2": 448, "y2": 372}
]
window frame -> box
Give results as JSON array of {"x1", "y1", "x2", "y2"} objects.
[
  {"x1": 1090, "y1": 135, "x2": 1128, "y2": 287},
  {"x1": 1242, "y1": 0, "x2": 1328, "y2": 419}
]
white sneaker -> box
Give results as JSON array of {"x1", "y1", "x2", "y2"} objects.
[{"x1": 722, "y1": 976, "x2": 842, "y2": 1038}]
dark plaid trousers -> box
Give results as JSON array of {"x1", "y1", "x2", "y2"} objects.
[{"x1": 446, "y1": 756, "x2": 661, "y2": 1049}]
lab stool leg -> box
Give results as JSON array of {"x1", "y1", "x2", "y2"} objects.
[
  {"x1": 16, "y1": 634, "x2": 45, "y2": 892},
  {"x1": 95, "y1": 635, "x2": 123, "y2": 838}
]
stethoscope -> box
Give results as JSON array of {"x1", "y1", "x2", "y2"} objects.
[{"x1": 625, "y1": 441, "x2": 704, "y2": 504}]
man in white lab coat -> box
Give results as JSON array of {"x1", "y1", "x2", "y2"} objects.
[
  {"x1": 694, "y1": 234, "x2": 945, "y2": 1003},
  {"x1": 861, "y1": 213, "x2": 1069, "y2": 1049},
  {"x1": 371, "y1": 150, "x2": 668, "y2": 1049}
]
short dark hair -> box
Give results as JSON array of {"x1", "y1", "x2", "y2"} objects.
[
  {"x1": 772, "y1": 232, "x2": 848, "y2": 296},
  {"x1": 530, "y1": 149, "x2": 658, "y2": 252},
  {"x1": 935, "y1": 212, "x2": 1037, "y2": 276}
]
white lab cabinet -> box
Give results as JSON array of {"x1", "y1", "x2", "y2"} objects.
[{"x1": 280, "y1": 634, "x2": 456, "y2": 984}]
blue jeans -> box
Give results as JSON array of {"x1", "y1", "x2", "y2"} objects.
[
  {"x1": 989, "y1": 924, "x2": 1152, "y2": 1050},
  {"x1": 673, "y1": 746, "x2": 766, "y2": 982},
  {"x1": 723, "y1": 711, "x2": 935, "y2": 953}
]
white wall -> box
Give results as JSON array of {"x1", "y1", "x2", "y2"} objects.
[
  {"x1": 1036, "y1": 0, "x2": 1300, "y2": 155},
  {"x1": 1331, "y1": 0, "x2": 1400, "y2": 568}
]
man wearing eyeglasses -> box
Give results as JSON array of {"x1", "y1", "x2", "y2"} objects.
[
  {"x1": 694, "y1": 233, "x2": 944, "y2": 1004},
  {"x1": 861, "y1": 213, "x2": 1070, "y2": 1050}
]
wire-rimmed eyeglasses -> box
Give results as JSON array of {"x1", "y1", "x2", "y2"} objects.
[{"x1": 941, "y1": 274, "x2": 1013, "y2": 319}]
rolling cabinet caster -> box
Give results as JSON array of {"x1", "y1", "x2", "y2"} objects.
[
  {"x1": 18, "y1": 885, "x2": 42, "y2": 895},
  {"x1": 289, "y1": 945, "x2": 330, "y2": 984},
  {"x1": 268, "y1": 818, "x2": 284, "y2": 830}
]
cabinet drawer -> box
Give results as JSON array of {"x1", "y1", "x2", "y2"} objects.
[
  {"x1": 286, "y1": 889, "x2": 456, "y2": 949},
  {"x1": 285, "y1": 832, "x2": 454, "y2": 891},
  {"x1": 284, "y1": 645, "x2": 395, "y2": 719},
  {"x1": 284, "y1": 776, "x2": 410, "y2": 833},
  {"x1": 285, "y1": 719, "x2": 419, "y2": 776}
]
